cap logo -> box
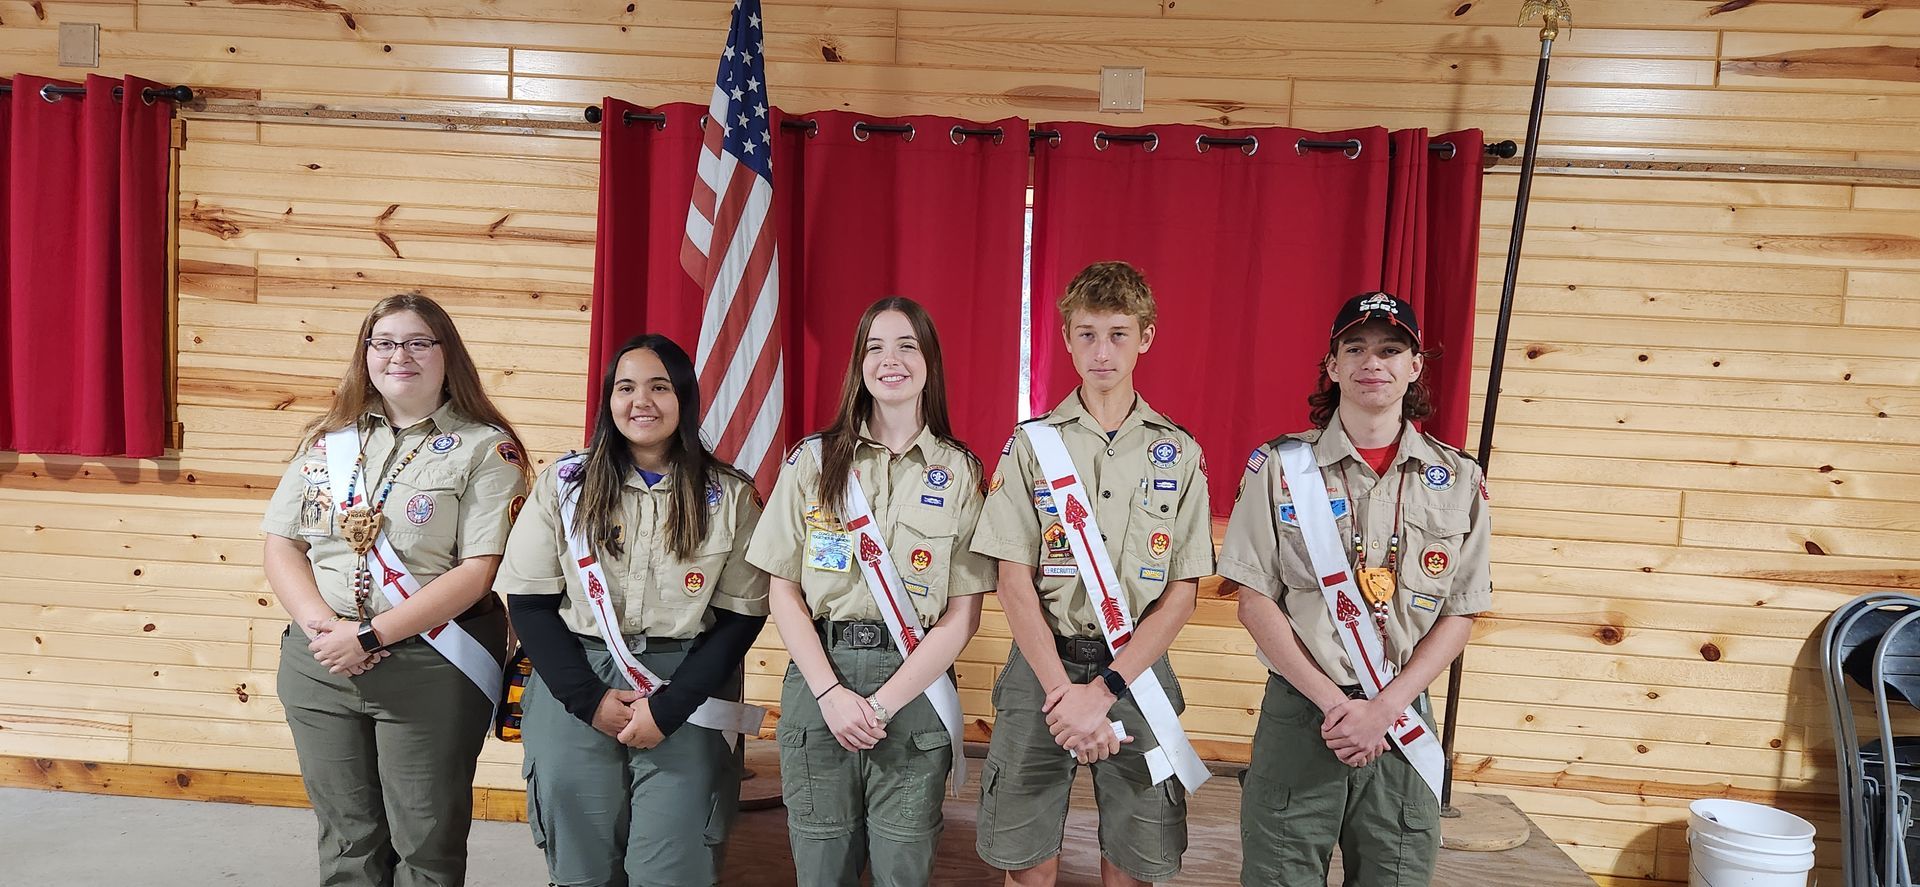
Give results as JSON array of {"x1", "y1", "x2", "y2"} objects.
[{"x1": 1358, "y1": 293, "x2": 1398, "y2": 314}]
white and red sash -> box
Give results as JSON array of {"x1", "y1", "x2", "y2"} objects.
[
  {"x1": 1275, "y1": 440, "x2": 1445, "y2": 802},
  {"x1": 553, "y1": 454, "x2": 767, "y2": 746},
  {"x1": 324, "y1": 427, "x2": 502, "y2": 707},
  {"x1": 812, "y1": 440, "x2": 968, "y2": 791},
  {"x1": 1021, "y1": 424, "x2": 1211, "y2": 794}
]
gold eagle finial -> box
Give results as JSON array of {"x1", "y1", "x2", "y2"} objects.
[{"x1": 1519, "y1": 0, "x2": 1572, "y2": 41}]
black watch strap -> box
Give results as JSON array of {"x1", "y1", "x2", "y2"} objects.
[
  {"x1": 1099, "y1": 666, "x2": 1129, "y2": 698},
  {"x1": 356, "y1": 620, "x2": 383, "y2": 653}
]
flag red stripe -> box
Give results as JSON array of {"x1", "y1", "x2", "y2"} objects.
[
  {"x1": 714, "y1": 316, "x2": 783, "y2": 459},
  {"x1": 698, "y1": 164, "x2": 760, "y2": 299},
  {"x1": 695, "y1": 206, "x2": 778, "y2": 401}
]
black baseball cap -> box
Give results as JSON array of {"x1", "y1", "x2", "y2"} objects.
[{"x1": 1330, "y1": 291, "x2": 1420, "y2": 346}]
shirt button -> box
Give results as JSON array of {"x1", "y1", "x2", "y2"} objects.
[
  {"x1": 1106, "y1": 448, "x2": 1116, "y2": 457},
  {"x1": 1086, "y1": 622, "x2": 1098, "y2": 632},
  {"x1": 1101, "y1": 490, "x2": 1111, "y2": 499},
  {"x1": 1160, "y1": 505, "x2": 1169, "y2": 513},
  {"x1": 1371, "y1": 541, "x2": 1380, "y2": 551}
]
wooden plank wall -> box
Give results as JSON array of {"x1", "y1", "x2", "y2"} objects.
[{"x1": 2, "y1": 2, "x2": 1918, "y2": 883}]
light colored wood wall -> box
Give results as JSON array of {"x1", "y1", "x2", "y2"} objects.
[{"x1": 4, "y1": 2, "x2": 1919, "y2": 883}]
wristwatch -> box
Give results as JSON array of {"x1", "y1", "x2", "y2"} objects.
[
  {"x1": 356, "y1": 620, "x2": 383, "y2": 654},
  {"x1": 1098, "y1": 667, "x2": 1129, "y2": 699},
  {"x1": 866, "y1": 696, "x2": 893, "y2": 726}
]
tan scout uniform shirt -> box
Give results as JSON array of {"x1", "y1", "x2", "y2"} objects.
[
  {"x1": 971, "y1": 391, "x2": 1215, "y2": 638},
  {"x1": 1218, "y1": 414, "x2": 1492, "y2": 686},
  {"x1": 496, "y1": 458, "x2": 770, "y2": 640},
  {"x1": 745, "y1": 425, "x2": 995, "y2": 626},
  {"x1": 262, "y1": 403, "x2": 529, "y2": 618}
]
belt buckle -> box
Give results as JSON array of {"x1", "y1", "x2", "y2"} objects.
[
  {"x1": 845, "y1": 622, "x2": 884, "y2": 650},
  {"x1": 1070, "y1": 637, "x2": 1106, "y2": 663}
]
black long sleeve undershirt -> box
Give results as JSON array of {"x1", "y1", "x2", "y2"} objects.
[{"x1": 506, "y1": 593, "x2": 767, "y2": 735}]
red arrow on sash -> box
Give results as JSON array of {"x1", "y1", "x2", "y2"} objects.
[
  {"x1": 1062, "y1": 493, "x2": 1131, "y2": 649},
  {"x1": 1334, "y1": 590, "x2": 1385, "y2": 691},
  {"x1": 857, "y1": 532, "x2": 920, "y2": 653}
]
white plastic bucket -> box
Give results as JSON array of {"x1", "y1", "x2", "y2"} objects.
[{"x1": 1687, "y1": 799, "x2": 1816, "y2": 887}]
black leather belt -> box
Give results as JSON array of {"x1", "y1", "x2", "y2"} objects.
[
  {"x1": 821, "y1": 619, "x2": 889, "y2": 650},
  {"x1": 1054, "y1": 635, "x2": 1112, "y2": 665}
]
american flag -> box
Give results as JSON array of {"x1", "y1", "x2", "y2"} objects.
[{"x1": 683, "y1": 0, "x2": 782, "y2": 486}]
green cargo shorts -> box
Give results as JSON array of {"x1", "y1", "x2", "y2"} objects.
[
  {"x1": 520, "y1": 636, "x2": 743, "y2": 887},
  {"x1": 775, "y1": 631, "x2": 955, "y2": 887},
  {"x1": 1239, "y1": 675, "x2": 1441, "y2": 887},
  {"x1": 975, "y1": 647, "x2": 1189, "y2": 882}
]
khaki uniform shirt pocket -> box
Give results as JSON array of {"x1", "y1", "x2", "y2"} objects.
[{"x1": 897, "y1": 504, "x2": 960, "y2": 627}]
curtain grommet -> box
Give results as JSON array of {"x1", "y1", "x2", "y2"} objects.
[
  {"x1": 141, "y1": 87, "x2": 157, "y2": 107},
  {"x1": 1195, "y1": 134, "x2": 1210, "y2": 154},
  {"x1": 1294, "y1": 137, "x2": 1308, "y2": 156},
  {"x1": 1436, "y1": 140, "x2": 1457, "y2": 161},
  {"x1": 1144, "y1": 132, "x2": 1158, "y2": 152},
  {"x1": 39, "y1": 84, "x2": 61, "y2": 103},
  {"x1": 854, "y1": 121, "x2": 869, "y2": 142},
  {"x1": 1344, "y1": 139, "x2": 1363, "y2": 160},
  {"x1": 951, "y1": 125, "x2": 966, "y2": 146},
  {"x1": 1242, "y1": 135, "x2": 1259, "y2": 156}
]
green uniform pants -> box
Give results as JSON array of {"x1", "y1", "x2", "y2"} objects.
[
  {"x1": 520, "y1": 636, "x2": 742, "y2": 887},
  {"x1": 1239, "y1": 675, "x2": 1441, "y2": 887},
  {"x1": 278, "y1": 620, "x2": 500, "y2": 887},
  {"x1": 775, "y1": 634, "x2": 955, "y2": 887},
  {"x1": 975, "y1": 648, "x2": 1189, "y2": 883}
]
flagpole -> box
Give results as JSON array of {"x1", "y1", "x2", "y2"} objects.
[{"x1": 1439, "y1": 0, "x2": 1567, "y2": 815}]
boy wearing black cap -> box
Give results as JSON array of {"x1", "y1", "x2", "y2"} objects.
[{"x1": 1218, "y1": 292, "x2": 1491, "y2": 886}]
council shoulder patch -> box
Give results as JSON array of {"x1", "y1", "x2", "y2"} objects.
[{"x1": 494, "y1": 440, "x2": 524, "y2": 468}]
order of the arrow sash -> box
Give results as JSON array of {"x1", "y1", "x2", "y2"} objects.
[
  {"x1": 553, "y1": 453, "x2": 767, "y2": 746},
  {"x1": 1020, "y1": 424, "x2": 1211, "y2": 794},
  {"x1": 324, "y1": 427, "x2": 503, "y2": 708},
  {"x1": 810, "y1": 440, "x2": 968, "y2": 792},
  {"x1": 1274, "y1": 439, "x2": 1444, "y2": 802}
]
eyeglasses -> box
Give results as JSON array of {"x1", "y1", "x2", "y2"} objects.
[{"x1": 365, "y1": 337, "x2": 441, "y2": 356}]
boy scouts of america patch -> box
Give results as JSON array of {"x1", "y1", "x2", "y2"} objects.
[
  {"x1": 495, "y1": 440, "x2": 524, "y2": 467},
  {"x1": 406, "y1": 493, "x2": 434, "y2": 525},
  {"x1": 1422, "y1": 464, "x2": 1454, "y2": 491},
  {"x1": 1149, "y1": 438, "x2": 1179, "y2": 468},
  {"x1": 509, "y1": 495, "x2": 526, "y2": 524},
  {"x1": 1149, "y1": 529, "x2": 1171, "y2": 560},
  {"x1": 1422, "y1": 546, "x2": 1450, "y2": 577},
  {"x1": 1246, "y1": 447, "x2": 1268, "y2": 474},
  {"x1": 684, "y1": 570, "x2": 706, "y2": 596},
  {"x1": 429, "y1": 432, "x2": 460, "y2": 454},
  {"x1": 925, "y1": 465, "x2": 952, "y2": 491},
  {"x1": 910, "y1": 547, "x2": 933, "y2": 573}
]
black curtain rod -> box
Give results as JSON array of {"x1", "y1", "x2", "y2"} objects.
[
  {"x1": 582, "y1": 105, "x2": 1516, "y2": 160},
  {"x1": 0, "y1": 83, "x2": 194, "y2": 104}
]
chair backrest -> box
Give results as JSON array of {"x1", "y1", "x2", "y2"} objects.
[{"x1": 1843, "y1": 606, "x2": 1920, "y2": 708}]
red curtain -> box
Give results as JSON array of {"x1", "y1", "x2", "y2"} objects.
[
  {"x1": 784, "y1": 110, "x2": 1027, "y2": 457},
  {"x1": 2, "y1": 74, "x2": 172, "y2": 457},
  {"x1": 1030, "y1": 122, "x2": 1405, "y2": 515},
  {"x1": 1383, "y1": 128, "x2": 1484, "y2": 449}
]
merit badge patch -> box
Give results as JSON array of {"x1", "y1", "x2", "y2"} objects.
[
  {"x1": 300, "y1": 461, "x2": 329, "y2": 487},
  {"x1": 905, "y1": 580, "x2": 931, "y2": 598},
  {"x1": 494, "y1": 440, "x2": 524, "y2": 468},
  {"x1": 807, "y1": 530, "x2": 852, "y2": 572},
  {"x1": 910, "y1": 547, "x2": 933, "y2": 573},
  {"x1": 684, "y1": 570, "x2": 706, "y2": 596},
  {"x1": 925, "y1": 465, "x2": 953, "y2": 491},
  {"x1": 1149, "y1": 529, "x2": 1171, "y2": 560},
  {"x1": 1041, "y1": 564, "x2": 1079, "y2": 578},
  {"x1": 1246, "y1": 447, "x2": 1268, "y2": 474},
  {"x1": 920, "y1": 494, "x2": 945, "y2": 508},
  {"x1": 1422, "y1": 464, "x2": 1454, "y2": 491},
  {"x1": 1044, "y1": 522, "x2": 1072, "y2": 560},
  {"x1": 405, "y1": 493, "x2": 434, "y2": 525},
  {"x1": 1149, "y1": 438, "x2": 1180, "y2": 468},
  {"x1": 1410, "y1": 593, "x2": 1441, "y2": 613},
  {"x1": 429, "y1": 432, "x2": 460, "y2": 454},
  {"x1": 1279, "y1": 497, "x2": 1350, "y2": 527},
  {"x1": 1422, "y1": 546, "x2": 1450, "y2": 578},
  {"x1": 509, "y1": 495, "x2": 526, "y2": 524},
  {"x1": 1138, "y1": 566, "x2": 1167, "y2": 582},
  {"x1": 1152, "y1": 478, "x2": 1179, "y2": 492}
]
